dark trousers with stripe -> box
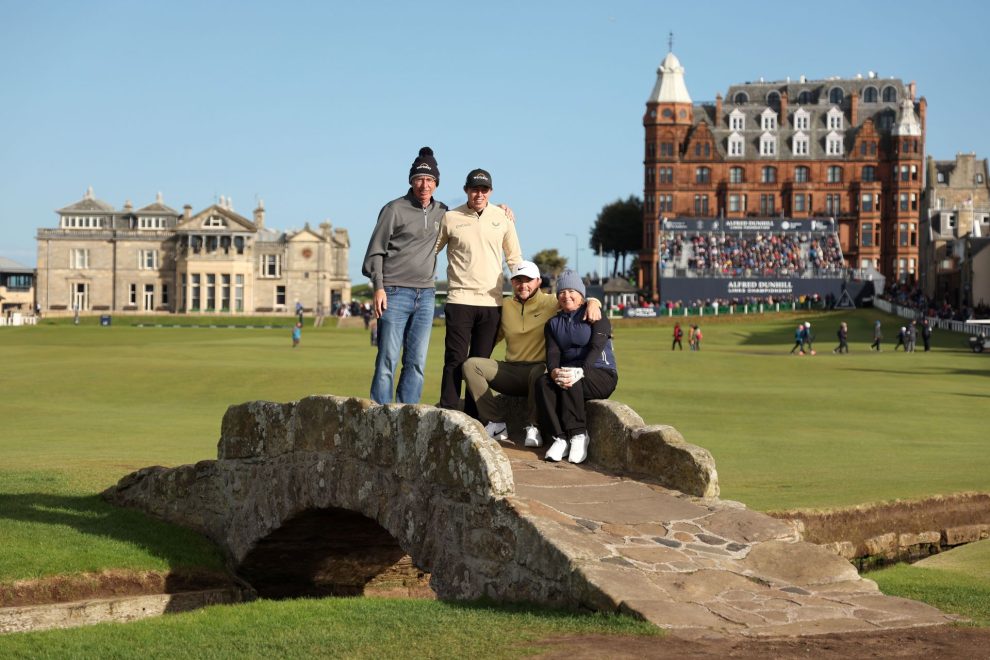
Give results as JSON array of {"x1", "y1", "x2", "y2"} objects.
[{"x1": 439, "y1": 303, "x2": 501, "y2": 418}]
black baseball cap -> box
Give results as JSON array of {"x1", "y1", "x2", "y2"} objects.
[{"x1": 464, "y1": 168, "x2": 493, "y2": 189}]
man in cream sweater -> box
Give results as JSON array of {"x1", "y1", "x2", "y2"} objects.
[{"x1": 435, "y1": 168, "x2": 521, "y2": 417}]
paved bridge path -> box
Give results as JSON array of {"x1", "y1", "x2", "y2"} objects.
[{"x1": 497, "y1": 441, "x2": 953, "y2": 636}]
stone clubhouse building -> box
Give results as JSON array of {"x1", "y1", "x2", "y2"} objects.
[{"x1": 36, "y1": 188, "x2": 351, "y2": 315}]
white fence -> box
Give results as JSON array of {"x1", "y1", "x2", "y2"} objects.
[
  {"x1": 873, "y1": 298, "x2": 990, "y2": 337},
  {"x1": 0, "y1": 314, "x2": 38, "y2": 327}
]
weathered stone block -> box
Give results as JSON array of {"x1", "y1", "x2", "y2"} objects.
[
  {"x1": 218, "y1": 401, "x2": 295, "y2": 459},
  {"x1": 820, "y1": 541, "x2": 857, "y2": 560},
  {"x1": 863, "y1": 532, "x2": 898, "y2": 557},
  {"x1": 943, "y1": 524, "x2": 990, "y2": 546},
  {"x1": 898, "y1": 531, "x2": 941, "y2": 548},
  {"x1": 289, "y1": 395, "x2": 345, "y2": 452}
]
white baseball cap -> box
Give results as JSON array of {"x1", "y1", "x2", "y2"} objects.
[{"x1": 510, "y1": 261, "x2": 540, "y2": 280}]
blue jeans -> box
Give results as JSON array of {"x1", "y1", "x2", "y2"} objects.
[{"x1": 370, "y1": 286, "x2": 435, "y2": 404}]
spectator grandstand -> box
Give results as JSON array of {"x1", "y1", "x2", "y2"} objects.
[
  {"x1": 656, "y1": 217, "x2": 854, "y2": 305},
  {"x1": 660, "y1": 226, "x2": 845, "y2": 278}
]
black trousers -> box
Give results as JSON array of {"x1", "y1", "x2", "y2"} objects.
[
  {"x1": 440, "y1": 303, "x2": 501, "y2": 417},
  {"x1": 535, "y1": 367, "x2": 617, "y2": 440}
]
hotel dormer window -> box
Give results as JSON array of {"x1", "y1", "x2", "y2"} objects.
[
  {"x1": 729, "y1": 109, "x2": 745, "y2": 131},
  {"x1": 733, "y1": 91, "x2": 749, "y2": 104},
  {"x1": 205, "y1": 216, "x2": 226, "y2": 228},
  {"x1": 826, "y1": 131, "x2": 844, "y2": 156},
  {"x1": 828, "y1": 87, "x2": 844, "y2": 105},
  {"x1": 759, "y1": 132, "x2": 777, "y2": 156},
  {"x1": 882, "y1": 86, "x2": 898, "y2": 102},
  {"x1": 863, "y1": 86, "x2": 878, "y2": 103},
  {"x1": 761, "y1": 108, "x2": 777, "y2": 131},
  {"x1": 728, "y1": 132, "x2": 744, "y2": 157},
  {"x1": 792, "y1": 132, "x2": 809, "y2": 156},
  {"x1": 793, "y1": 107, "x2": 809, "y2": 130},
  {"x1": 827, "y1": 107, "x2": 844, "y2": 130}
]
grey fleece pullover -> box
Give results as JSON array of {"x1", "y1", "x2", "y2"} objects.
[{"x1": 361, "y1": 190, "x2": 448, "y2": 290}]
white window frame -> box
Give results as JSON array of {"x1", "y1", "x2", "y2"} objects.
[
  {"x1": 259, "y1": 254, "x2": 281, "y2": 278},
  {"x1": 827, "y1": 107, "x2": 844, "y2": 130},
  {"x1": 204, "y1": 215, "x2": 226, "y2": 228},
  {"x1": 793, "y1": 108, "x2": 810, "y2": 130},
  {"x1": 729, "y1": 109, "x2": 745, "y2": 131},
  {"x1": 825, "y1": 131, "x2": 844, "y2": 156},
  {"x1": 139, "y1": 249, "x2": 159, "y2": 270},
  {"x1": 727, "y1": 132, "x2": 744, "y2": 157},
  {"x1": 760, "y1": 108, "x2": 777, "y2": 131},
  {"x1": 792, "y1": 131, "x2": 809, "y2": 156},
  {"x1": 70, "y1": 248, "x2": 90, "y2": 269},
  {"x1": 759, "y1": 132, "x2": 777, "y2": 156}
]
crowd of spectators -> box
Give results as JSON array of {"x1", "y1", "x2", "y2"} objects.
[
  {"x1": 881, "y1": 283, "x2": 990, "y2": 321},
  {"x1": 660, "y1": 231, "x2": 845, "y2": 277}
]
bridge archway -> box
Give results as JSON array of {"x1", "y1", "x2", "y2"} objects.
[{"x1": 237, "y1": 507, "x2": 432, "y2": 599}]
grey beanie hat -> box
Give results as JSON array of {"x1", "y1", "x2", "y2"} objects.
[{"x1": 555, "y1": 270, "x2": 585, "y2": 297}]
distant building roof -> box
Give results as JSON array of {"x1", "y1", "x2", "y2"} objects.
[
  {"x1": 0, "y1": 256, "x2": 33, "y2": 273},
  {"x1": 57, "y1": 187, "x2": 116, "y2": 214},
  {"x1": 136, "y1": 192, "x2": 179, "y2": 216}
]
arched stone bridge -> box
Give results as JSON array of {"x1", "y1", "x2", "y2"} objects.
[{"x1": 105, "y1": 396, "x2": 952, "y2": 635}]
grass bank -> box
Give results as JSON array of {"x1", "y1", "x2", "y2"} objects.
[{"x1": 0, "y1": 598, "x2": 660, "y2": 657}]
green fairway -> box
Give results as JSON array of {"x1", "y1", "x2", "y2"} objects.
[{"x1": 5, "y1": 309, "x2": 984, "y2": 510}]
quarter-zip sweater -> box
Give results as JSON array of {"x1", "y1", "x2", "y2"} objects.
[
  {"x1": 498, "y1": 288, "x2": 559, "y2": 362},
  {"x1": 436, "y1": 203, "x2": 522, "y2": 306},
  {"x1": 362, "y1": 189, "x2": 448, "y2": 290}
]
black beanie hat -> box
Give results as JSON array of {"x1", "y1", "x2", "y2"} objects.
[{"x1": 409, "y1": 147, "x2": 439, "y2": 185}]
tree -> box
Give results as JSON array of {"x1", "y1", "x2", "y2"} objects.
[
  {"x1": 589, "y1": 196, "x2": 643, "y2": 277},
  {"x1": 531, "y1": 248, "x2": 568, "y2": 278}
]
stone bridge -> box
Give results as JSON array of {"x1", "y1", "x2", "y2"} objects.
[{"x1": 104, "y1": 396, "x2": 952, "y2": 635}]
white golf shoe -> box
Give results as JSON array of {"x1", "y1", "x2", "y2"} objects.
[
  {"x1": 545, "y1": 437, "x2": 568, "y2": 462},
  {"x1": 484, "y1": 421, "x2": 508, "y2": 442},
  {"x1": 568, "y1": 433, "x2": 589, "y2": 464}
]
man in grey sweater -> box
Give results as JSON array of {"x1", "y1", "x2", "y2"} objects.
[{"x1": 362, "y1": 147, "x2": 447, "y2": 404}]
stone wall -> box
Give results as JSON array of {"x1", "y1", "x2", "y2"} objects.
[{"x1": 104, "y1": 395, "x2": 718, "y2": 605}]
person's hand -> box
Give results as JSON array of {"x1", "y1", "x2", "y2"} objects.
[
  {"x1": 584, "y1": 299, "x2": 602, "y2": 322},
  {"x1": 497, "y1": 204, "x2": 515, "y2": 222},
  {"x1": 373, "y1": 289, "x2": 387, "y2": 319}
]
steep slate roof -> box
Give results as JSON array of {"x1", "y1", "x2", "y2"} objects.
[
  {"x1": 136, "y1": 192, "x2": 179, "y2": 216},
  {"x1": 692, "y1": 75, "x2": 916, "y2": 160},
  {"x1": 57, "y1": 187, "x2": 116, "y2": 214}
]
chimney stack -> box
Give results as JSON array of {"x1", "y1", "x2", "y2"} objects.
[
  {"x1": 183, "y1": 204, "x2": 192, "y2": 220},
  {"x1": 253, "y1": 199, "x2": 265, "y2": 228},
  {"x1": 849, "y1": 91, "x2": 858, "y2": 127},
  {"x1": 715, "y1": 93, "x2": 723, "y2": 127},
  {"x1": 779, "y1": 90, "x2": 788, "y2": 126}
]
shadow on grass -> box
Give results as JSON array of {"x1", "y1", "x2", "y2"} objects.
[{"x1": 0, "y1": 491, "x2": 225, "y2": 576}]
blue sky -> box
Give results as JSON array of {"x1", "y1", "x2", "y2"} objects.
[{"x1": 2, "y1": 1, "x2": 988, "y2": 283}]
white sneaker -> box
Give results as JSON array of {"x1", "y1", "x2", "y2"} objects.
[
  {"x1": 568, "y1": 434, "x2": 589, "y2": 464},
  {"x1": 484, "y1": 421, "x2": 508, "y2": 442},
  {"x1": 524, "y1": 425, "x2": 542, "y2": 448},
  {"x1": 545, "y1": 437, "x2": 568, "y2": 462}
]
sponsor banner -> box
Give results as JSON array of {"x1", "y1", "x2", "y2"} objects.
[
  {"x1": 659, "y1": 217, "x2": 836, "y2": 234},
  {"x1": 658, "y1": 277, "x2": 849, "y2": 303}
]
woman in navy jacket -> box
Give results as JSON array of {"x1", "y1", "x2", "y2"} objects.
[{"x1": 536, "y1": 270, "x2": 618, "y2": 464}]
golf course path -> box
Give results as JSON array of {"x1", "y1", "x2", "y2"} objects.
[{"x1": 500, "y1": 442, "x2": 955, "y2": 636}]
